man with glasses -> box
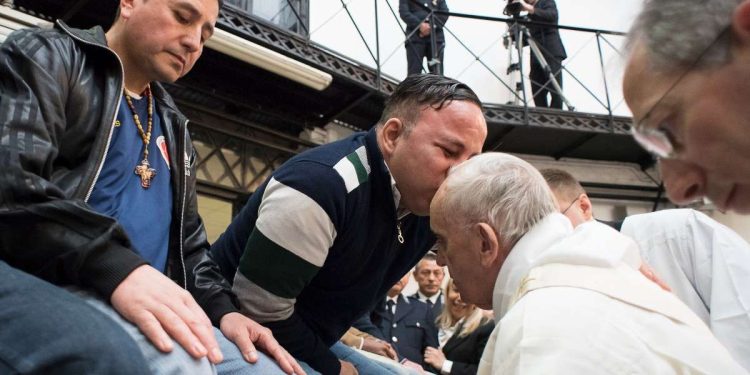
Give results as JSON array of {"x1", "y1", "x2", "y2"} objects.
[
  {"x1": 623, "y1": 0, "x2": 750, "y2": 214},
  {"x1": 539, "y1": 169, "x2": 592, "y2": 228}
]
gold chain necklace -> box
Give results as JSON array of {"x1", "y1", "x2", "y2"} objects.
[{"x1": 124, "y1": 85, "x2": 156, "y2": 189}]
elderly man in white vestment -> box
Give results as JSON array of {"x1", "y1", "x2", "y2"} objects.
[
  {"x1": 542, "y1": 168, "x2": 750, "y2": 371},
  {"x1": 429, "y1": 152, "x2": 746, "y2": 374}
]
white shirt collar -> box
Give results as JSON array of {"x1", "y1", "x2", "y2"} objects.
[
  {"x1": 124, "y1": 88, "x2": 143, "y2": 100},
  {"x1": 491, "y1": 213, "x2": 643, "y2": 321},
  {"x1": 384, "y1": 161, "x2": 410, "y2": 219},
  {"x1": 417, "y1": 291, "x2": 441, "y2": 305}
]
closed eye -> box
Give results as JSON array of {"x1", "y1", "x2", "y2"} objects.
[
  {"x1": 174, "y1": 10, "x2": 190, "y2": 24},
  {"x1": 656, "y1": 117, "x2": 682, "y2": 153},
  {"x1": 441, "y1": 147, "x2": 457, "y2": 158}
]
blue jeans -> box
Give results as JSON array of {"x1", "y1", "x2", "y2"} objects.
[
  {"x1": 0, "y1": 261, "x2": 149, "y2": 374},
  {"x1": 331, "y1": 341, "x2": 418, "y2": 375},
  {"x1": 79, "y1": 290, "x2": 288, "y2": 375}
]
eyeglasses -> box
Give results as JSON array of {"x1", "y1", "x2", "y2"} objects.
[
  {"x1": 630, "y1": 27, "x2": 730, "y2": 159},
  {"x1": 560, "y1": 195, "x2": 580, "y2": 215}
]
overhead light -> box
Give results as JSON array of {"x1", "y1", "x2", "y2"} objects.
[
  {"x1": 206, "y1": 28, "x2": 333, "y2": 91},
  {"x1": 0, "y1": 6, "x2": 52, "y2": 43}
]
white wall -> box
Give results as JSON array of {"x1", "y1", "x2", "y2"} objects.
[
  {"x1": 709, "y1": 211, "x2": 750, "y2": 243},
  {"x1": 308, "y1": 0, "x2": 641, "y2": 115}
]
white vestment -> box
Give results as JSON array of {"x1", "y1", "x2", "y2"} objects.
[
  {"x1": 478, "y1": 213, "x2": 746, "y2": 374},
  {"x1": 621, "y1": 209, "x2": 750, "y2": 371}
]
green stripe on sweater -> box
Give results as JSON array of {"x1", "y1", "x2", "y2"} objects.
[{"x1": 238, "y1": 228, "x2": 320, "y2": 299}]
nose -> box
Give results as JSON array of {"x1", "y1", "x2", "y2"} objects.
[
  {"x1": 660, "y1": 159, "x2": 706, "y2": 205},
  {"x1": 182, "y1": 28, "x2": 202, "y2": 53}
]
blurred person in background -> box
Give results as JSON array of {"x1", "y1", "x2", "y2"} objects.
[
  {"x1": 518, "y1": 0, "x2": 567, "y2": 109},
  {"x1": 400, "y1": 0, "x2": 450, "y2": 75},
  {"x1": 423, "y1": 278, "x2": 494, "y2": 375},
  {"x1": 411, "y1": 252, "x2": 446, "y2": 317}
]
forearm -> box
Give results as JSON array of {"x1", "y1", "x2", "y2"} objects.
[
  {"x1": 183, "y1": 169, "x2": 239, "y2": 325},
  {"x1": 0, "y1": 200, "x2": 147, "y2": 298},
  {"x1": 189, "y1": 251, "x2": 239, "y2": 326}
]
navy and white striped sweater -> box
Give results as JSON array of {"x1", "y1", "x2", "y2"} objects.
[{"x1": 210, "y1": 128, "x2": 435, "y2": 374}]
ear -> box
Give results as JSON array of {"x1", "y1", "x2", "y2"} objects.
[
  {"x1": 119, "y1": 0, "x2": 137, "y2": 20},
  {"x1": 476, "y1": 222, "x2": 501, "y2": 268},
  {"x1": 579, "y1": 193, "x2": 594, "y2": 221},
  {"x1": 733, "y1": 0, "x2": 750, "y2": 45},
  {"x1": 378, "y1": 118, "x2": 405, "y2": 160}
]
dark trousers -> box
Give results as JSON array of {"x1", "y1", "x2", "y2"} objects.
[
  {"x1": 530, "y1": 54, "x2": 564, "y2": 109},
  {"x1": 0, "y1": 261, "x2": 149, "y2": 374},
  {"x1": 405, "y1": 38, "x2": 445, "y2": 76}
]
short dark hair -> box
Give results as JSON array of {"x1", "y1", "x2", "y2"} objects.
[
  {"x1": 414, "y1": 252, "x2": 438, "y2": 272},
  {"x1": 377, "y1": 74, "x2": 483, "y2": 134},
  {"x1": 113, "y1": 0, "x2": 224, "y2": 25},
  {"x1": 539, "y1": 168, "x2": 585, "y2": 201}
]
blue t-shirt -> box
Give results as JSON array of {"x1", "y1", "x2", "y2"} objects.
[{"x1": 88, "y1": 93, "x2": 173, "y2": 272}]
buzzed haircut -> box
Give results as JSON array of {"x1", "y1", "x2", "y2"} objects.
[
  {"x1": 540, "y1": 168, "x2": 585, "y2": 202},
  {"x1": 113, "y1": 0, "x2": 224, "y2": 25},
  {"x1": 377, "y1": 74, "x2": 483, "y2": 135}
]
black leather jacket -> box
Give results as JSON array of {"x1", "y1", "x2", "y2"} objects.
[{"x1": 0, "y1": 21, "x2": 236, "y2": 324}]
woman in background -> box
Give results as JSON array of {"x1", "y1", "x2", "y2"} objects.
[{"x1": 423, "y1": 278, "x2": 494, "y2": 375}]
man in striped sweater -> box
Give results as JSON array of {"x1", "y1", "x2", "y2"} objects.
[{"x1": 210, "y1": 74, "x2": 487, "y2": 374}]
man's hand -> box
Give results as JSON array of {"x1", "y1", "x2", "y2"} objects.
[
  {"x1": 401, "y1": 359, "x2": 426, "y2": 373},
  {"x1": 520, "y1": 0, "x2": 535, "y2": 14},
  {"x1": 419, "y1": 22, "x2": 431, "y2": 37},
  {"x1": 340, "y1": 360, "x2": 359, "y2": 375},
  {"x1": 639, "y1": 262, "x2": 672, "y2": 291},
  {"x1": 423, "y1": 346, "x2": 446, "y2": 369},
  {"x1": 111, "y1": 265, "x2": 223, "y2": 363},
  {"x1": 361, "y1": 337, "x2": 397, "y2": 360},
  {"x1": 220, "y1": 312, "x2": 305, "y2": 375}
]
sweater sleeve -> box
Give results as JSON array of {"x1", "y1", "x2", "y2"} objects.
[{"x1": 231, "y1": 161, "x2": 347, "y2": 374}]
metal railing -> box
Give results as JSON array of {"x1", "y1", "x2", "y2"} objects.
[{"x1": 301, "y1": 0, "x2": 630, "y2": 118}]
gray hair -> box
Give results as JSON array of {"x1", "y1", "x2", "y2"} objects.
[
  {"x1": 439, "y1": 153, "x2": 557, "y2": 248},
  {"x1": 627, "y1": 0, "x2": 739, "y2": 70}
]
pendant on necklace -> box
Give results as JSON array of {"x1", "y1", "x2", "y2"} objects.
[{"x1": 134, "y1": 158, "x2": 157, "y2": 189}]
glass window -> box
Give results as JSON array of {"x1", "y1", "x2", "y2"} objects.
[{"x1": 225, "y1": 0, "x2": 309, "y2": 36}]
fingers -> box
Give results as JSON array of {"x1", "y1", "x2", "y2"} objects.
[
  {"x1": 151, "y1": 303, "x2": 209, "y2": 360},
  {"x1": 257, "y1": 334, "x2": 296, "y2": 375},
  {"x1": 285, "y1": 350, "x2": 306, "y2": 375},
  {"x1": 229, "y1": 325, "x2": 259, "y2": 363},
  {"x1": 385, "y1": 344, "x2": 397, "y2": 360},
  {"x1": 639, "y1": 263, "x2": 672, "y2": 292},
  {"x1": 110, "y1": 266, "x2": 221, "y2": 363},
  {"x1": 180, "y1": 295, "x2": 223, "y2": 363},
  {"x1": 133, "y1": 311, "x2": 174, "y2": 353}
]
